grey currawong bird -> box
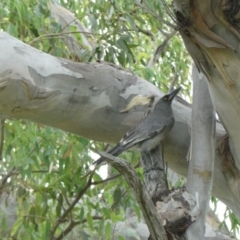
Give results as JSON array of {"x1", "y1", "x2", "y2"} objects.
[{"x1": 94, "y1": 87, "x2": 181, "y2": 165}]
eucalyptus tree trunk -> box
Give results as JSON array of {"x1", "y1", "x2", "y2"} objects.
[
  {"x1": 170, "y1": 1, "x2": 240, "y2": 238},
  {"x1": 173, "y1": 0, "x2": 240, "y2": 219},
  {"x1": 185, "y1": 65, "x2": 215, "y2": 239},
  {"x1": 173, "y1": 0, "x2": 240, "y2": 162}
]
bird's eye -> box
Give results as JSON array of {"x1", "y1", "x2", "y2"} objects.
[{"x1": 164, "y1": 97, "x2": 169, "y2": 101}]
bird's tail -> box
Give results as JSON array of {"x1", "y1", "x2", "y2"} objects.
[{"x1": 93, "y1": 144, "x2": 124, "y2": 165}]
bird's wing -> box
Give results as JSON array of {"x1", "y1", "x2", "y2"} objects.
[
  {"x1": 119, "y1": 117, "x2": 169, "y2": 150},
  {"x1": 94, "y1": 117, "x2": 173, "y2": 165},
  {"x1": 93, "y1": 124, "x2": 167, "y2": 165},
  {"x1": 146, "y1": 125, "x2": 167, "y2": 138}
]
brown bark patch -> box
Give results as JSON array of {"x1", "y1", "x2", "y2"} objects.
[{"x1": 218, "y1": 134, "x2": 240, "y2": 201}]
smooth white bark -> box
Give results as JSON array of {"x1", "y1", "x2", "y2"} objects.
[{"x1": 186, "y1": 66, "x2": 215, "y2": 238}]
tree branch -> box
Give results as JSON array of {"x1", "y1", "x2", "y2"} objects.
[
  {"x1": 54, "y1": 216, "x2": 103, "y2": 240},
  {"x1": 0, "y1": 118, "x2": 5, "y2": 161}
]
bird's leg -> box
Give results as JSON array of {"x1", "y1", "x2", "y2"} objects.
[
  {"x1": 141, "y1": 145, "x2": 164, "y2": 174},
  {"x1": 141, "y1": 144, "x2": 170, "y2": 204},
  {"x1": 141, "y1": 150, "x2": 158, "y2": 173}
]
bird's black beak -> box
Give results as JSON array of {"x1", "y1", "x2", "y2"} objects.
[{"x1": 167, "y1": 87, "x2": 181, "y2": 100}]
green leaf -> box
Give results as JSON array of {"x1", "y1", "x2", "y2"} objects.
[
  {"x1": 86, "y1": 212, "x2": 94, "y2": 231},
  {"x1": 133, "y1": 204, "x2": 141, "y2": 221},
  {"x1": 105, "y1": 221, "x2": 112, "y2": 238},
  {"x1": 79, "y1": 207, "x2": 85, "y2": 221},
  {"x1": 113, "y1": 188, "x2": 122, "y2": 207},
  {"x1": 102, "y1": 207, "x2": 111, "y2": 219},
  {"x1": 1, "y1": 214, "x2": 7, "y2": 231},
  {"x1": 7, "y1": 23, "x2": 18, "y2": 37},
  {"x1": 44, "y1": 220, "x2": 51, "y2": 239},
  {"x1": 29, "y1": 205, "x2": 36, "y2": 222},
  {"x1": 55, "y1": 200, "x2": 62, "y2": 217},
  {"x1": 80, "y1": 231, "x2": 90, "y2": 240},
  {"x1": 11, "y1": 217, "x2": 24, "y2": 236},
  {"x1": 118, "y1": 236, "x2": 125, "y2": 240}
]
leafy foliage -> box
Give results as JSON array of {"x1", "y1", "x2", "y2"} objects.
[
  {"x1": 0, "y1": 0, "x2": 191, "y2": 94},
  {"x1": 1, "y1": 119, "x2": 140, "y2": 239}
]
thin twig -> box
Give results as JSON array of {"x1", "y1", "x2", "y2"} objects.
[
  {"x1": 148, "y1": 30, "x2": 176, "y2": 67},
  {"x1": 136, "y1": 2, "x2": 176, "y2": 29},
  {"x1": 54, "y1": 216, "x2": 102, "y2": 240},
  {"x1": 0, "y1": 167, "x2": 18, "y2": 195},
  {"x1": 50, "y1": 169, "x2": 95, "y2": 239},
  {"x1": 29, "y1": 31, "x2": 96, "y2": 45},
  {"x1": 159, "y1": 28, "x2": 172, "y2": 37},
  {"x1": 92, "y1": 173, "x2": 122, "y2": 185},
  {"x1": 160, "y1": 0, "x2": 178, "y2": 26},
  {"x1": 0, "y1": 118, "x2": 5, "y2": 161},
  {"x1": 23, "y1": 215, "x2": 49, "y2": 220},
  {"x1": 63, "y1": 193, "x2": 72, "y2": 207},
  {"x1": 168, "y1": 65, "x2": 179, "y2": 92},
  {"x1": 136, "y1": 25, "x2": 155, "y2": 41}
]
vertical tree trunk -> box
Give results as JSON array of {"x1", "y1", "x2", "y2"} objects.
[
  {"x1": 173, "y1": 0, "x2": 240, "y2": 171},
  {"x1": 185, "y1": 65, "x2": 215, "y2": 238}
]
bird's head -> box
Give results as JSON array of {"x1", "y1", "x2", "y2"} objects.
[
  {"x1": 154, "y1": 87, "x2": 181, "y2": 112},
  {"x1": 161, "y1": 87, "x2": 181, "y2": 103}
]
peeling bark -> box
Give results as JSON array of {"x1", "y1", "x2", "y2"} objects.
[{"x1": 173, "y1": 0, "x2": 240, "y2": 212}]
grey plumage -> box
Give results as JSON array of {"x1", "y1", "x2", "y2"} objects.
[{"x1": 94, "y1": 87, "x2": 181, "y2": 165}]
